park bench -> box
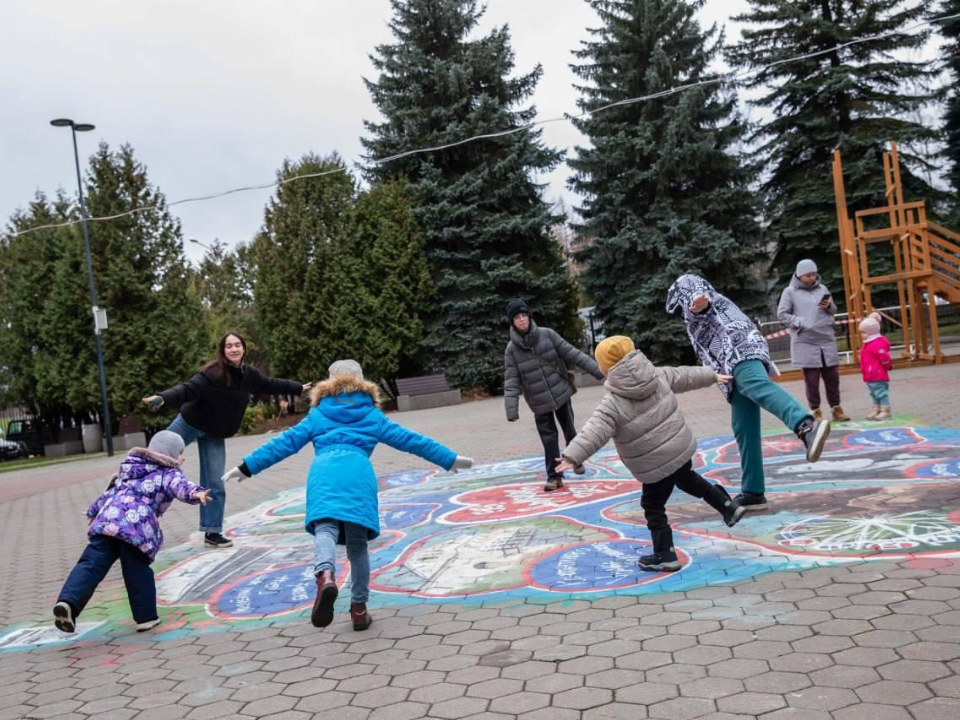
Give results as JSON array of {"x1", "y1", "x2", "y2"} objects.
[{"x1": 395, "y1": 374, "x2": 462, "y2": 412}]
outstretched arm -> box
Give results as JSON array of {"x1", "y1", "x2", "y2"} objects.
[
  {"x1": 657, "y1": 366, "x2": 720, "y2": 394},
  {"x1": 242, "y1": 415, "x2": 315, "y2": 476},
  {"x1": 249, "y1": 367, "x2": 308, "y2": 397},
  {"x1": 560, "y1": 396, "x2": 619, "y2": 467},
  {"x1": 150, "y1": 372, "x2": 208, "y2": 410},
  {"x1": 163, "y1": 469, "x2": 208, "y2": 504},
  {"x1": 551, "y1": 330, "x2": 604, "y2": 380},
  {"x1": 379, "y1": 417, "x2": 457, "y2": 471}
]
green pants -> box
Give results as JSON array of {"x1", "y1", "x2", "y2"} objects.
[{"x1": 731, "y1": 360, "x2": 812, "y2": 494}]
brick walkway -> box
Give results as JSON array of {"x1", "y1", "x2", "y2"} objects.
[{"x1": 1, "y1": 364, "x2": 959, "y2": 719}]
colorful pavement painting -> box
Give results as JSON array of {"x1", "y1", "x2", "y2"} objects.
[{"x1": 3, "y1": 421, "x2": 960, "y2": 650}]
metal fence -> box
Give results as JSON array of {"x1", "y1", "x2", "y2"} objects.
[{"x1": 757, "y1": 300, "x2": 960, "y2": 368}]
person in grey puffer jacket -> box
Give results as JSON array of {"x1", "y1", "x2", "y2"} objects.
[
  {"x1": 558, "y1": 336, "x2": 745, "y2": 573},
  {"x1": 777, "y1": 259, "x2": 850, "y2": 422},
  {"x1": 503, "y1": 299, "x2": 605, "y2": 491}
]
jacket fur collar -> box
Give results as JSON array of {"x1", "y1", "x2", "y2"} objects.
[
  {"x1": 311, "y1": 375, "x2": 381, "y2": 407},
  {"x1": 128, "y1": 447, "x2": 182, "y2": 468}
]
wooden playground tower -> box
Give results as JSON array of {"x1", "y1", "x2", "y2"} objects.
[{"x1": 832, "y1": 141, "x2": 960, "y2": 364}]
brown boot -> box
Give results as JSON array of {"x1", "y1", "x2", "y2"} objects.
[
  {"x1": 311, "y1": 570, "x2": 338, "y2": 628},
  {"x1": 874, "y1": 405, "x2": 892, "y2": 421},
  {"x1": 544, "y1": 477, "x2": 564, "y2": 492},
  {"x1": 865, "y1": 405, "x2": 880, "y2": 421},
  {"x1": 831, "y1": 406, "x2": 850, "y2": 422},
  {"x1": 351, "y1": 602, "x2": 372, "y2": 631},
  {"x1": 812, "y1": 408, "x2": 823, "y2": 421}
]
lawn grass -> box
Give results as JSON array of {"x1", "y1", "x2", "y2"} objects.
[{"x1": 0, "y1": 452, "x2": 106, "y2": 474}]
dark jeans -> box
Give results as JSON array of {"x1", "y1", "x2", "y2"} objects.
[
  {"x1": 58, "y1": 535, "x2": 157, "y2": 624},
  {"x1": 802, "y1": 364, "x2": 841, "y2": 409},
  {"x1": 640, "y1": 460, "x2": 713, "y2": 533},
  {"x1": 534, "y1": 400, "x2": 577, "y2": 478}
]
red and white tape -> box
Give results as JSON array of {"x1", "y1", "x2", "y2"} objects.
[{"x1": 763, "y1": 316, "x2": 867, "y2": 341}]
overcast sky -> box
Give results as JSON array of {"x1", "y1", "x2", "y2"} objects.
[{"x1": 2, "y1": 0, "x2": 939, "y2": 261}]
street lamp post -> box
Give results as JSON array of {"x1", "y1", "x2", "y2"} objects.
[
  {"x1": 51, "y1": 118, "x2": 114, "y2": 457},
  {"x1": 188, "y1": 238, "x2": 213, "y2": 251}
]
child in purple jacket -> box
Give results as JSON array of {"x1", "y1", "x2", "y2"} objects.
[{"x1": 54, "y1": 431, "x2": 210, "y2": 634}]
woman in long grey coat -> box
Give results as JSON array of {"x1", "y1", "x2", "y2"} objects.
[
  {"x1": 503, "y1": 299, "x2": 605, "y2": 492},
  {"x1": 777, "y1": 259, "x2": 849, "y2": 422}
]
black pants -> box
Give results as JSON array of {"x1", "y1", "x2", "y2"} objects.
[
  {"x1": 802, "y1": 362, "x2": 840, "y2": 409},
  {"x1": 58, "y1": 535, "x2": 157, "y2": 624},
  {"x1": 640, "y1": 460, "x2": 713, "y2": 533},
  {"x1": 534, "y1": 400, "x2": 577, "y2": 479}
]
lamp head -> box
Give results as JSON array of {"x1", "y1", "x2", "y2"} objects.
[{"x1": 50, "y1": 118, "x2": 74, "y2": 127}]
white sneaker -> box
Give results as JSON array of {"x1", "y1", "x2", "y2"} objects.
[
  {"x1": 53, "y1": 602, "x2": 75, "y2": 633},
  {"x1": 136, "y1": 618, "x2": 161, "y2": 632}
]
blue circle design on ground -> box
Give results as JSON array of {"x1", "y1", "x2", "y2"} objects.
[
  {"x1": 528, "y1": 540, "x2": 660, "y2": 590},
  {"x1": 213, "y1": 560, "x2": 345, "y2": 617}
]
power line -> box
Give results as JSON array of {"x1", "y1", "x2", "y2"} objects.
[{"x1": 4, "y1": 10, "x2": 957, "y2": 242}]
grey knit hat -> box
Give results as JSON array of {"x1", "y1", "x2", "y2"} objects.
[
  {"x1": 148, "y1": 430, "x2": 185, "y2": 460},
  {"x1": 328, "y1": 359, "x2": 364, "y2": 380},
  {"x1": 795, "y1": 259, "x2": 818, "y2": 277}
]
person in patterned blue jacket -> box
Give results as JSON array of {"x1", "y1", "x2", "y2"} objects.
[
  {"x1": 222, "y1": 360, "x2": 473, "y2": 632},
  {"x1": 666, "y1": 274, "x2": 831, "y2": 513},
  {"x1": 54, "y1": 431, "x2": 210, "y2": 635}
]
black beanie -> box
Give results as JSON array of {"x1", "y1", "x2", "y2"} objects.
[{"x1": 505, "y1": 299, "x2": 531, "y2": 322}]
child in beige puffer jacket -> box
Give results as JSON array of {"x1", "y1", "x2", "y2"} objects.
[{"x1": 558, "y1": 336, "x2": 745, "y2": 572}]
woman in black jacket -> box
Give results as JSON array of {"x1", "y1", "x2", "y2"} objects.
[{"x1": 143, "y1": 332, "x2": 310, "y2": 547}]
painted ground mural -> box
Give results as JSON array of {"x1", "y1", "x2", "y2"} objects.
[{"x1": 2, "y1": 421, "x2": 960, "y2": 651}]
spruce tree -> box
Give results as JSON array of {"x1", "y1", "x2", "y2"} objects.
[
  {"x1": 569, "y1": 0, "x2": 764, "y2": 364},
  {"x1": 354, "y1": 180, "x2": 433, "y2": 397},
  {"x1": 938, "y1": 1, "x2": 960, "y2": 226},
  {"x1": 0, "y1": 193, "x2": 79, "y2": 430},
  {"x1": 195, "y1": 240, "x2": 264, "y2": 368},
  {"x1": 362, "y1": 0, "x2": 581, "y2": 390},
  {"x1": 39, "y1": 143, "x2": 207, "y2": 427},
  {"x1": 253, "y1": 154, "x2": 365, "y2": 382},
  {"x1": 728, "y1": 0, "x2": 940, "y2": 297}
]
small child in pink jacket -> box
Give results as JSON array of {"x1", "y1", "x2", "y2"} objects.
[{"x1": 859, "y1": 313, "x2": 892, "y2": 421}]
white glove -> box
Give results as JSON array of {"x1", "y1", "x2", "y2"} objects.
[
  {"x1": 452, "y1": 456, "x2": 474, "y2": 473},
  {"x1": 222, "y1": 466, "x2": 247, "y2": 483}
]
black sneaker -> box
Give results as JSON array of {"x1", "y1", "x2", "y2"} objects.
[
  {"x1": 53, "y1": 602, "x2": 75, "y2": 633},
  {"x1": 204, "y1": 532, "x2": 234, "y2": 548},
  {"x1": 734, "y1": 492, "x2": 768, "y2": 512},
  {"x1": 544, "y1": 477, "x2": 564, "y2": 492},
  {"x1": 797, "y1": 418, "x2": 831, "y2": 462},
  {"x1": 638, "y1": 552, "x2": 681, "y2": 572}
]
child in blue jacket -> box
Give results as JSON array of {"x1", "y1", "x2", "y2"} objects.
[{"x1": 223, "y1": 360, "x2": 472, "y2": 631}]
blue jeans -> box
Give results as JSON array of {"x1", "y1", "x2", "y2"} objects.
[
  {"x1": 167, "y1": 415, "x2": 227, "y2": 532},
  {"x1": 58, "y1": 535, "x2": 156, "y2": 624},
  {"x1": 867, "y1": 381, "x2": 890, "y2": 405},
  {"x1": 731, "y1": 360, "x2": 814, "y2": 494},
  {"x1": 312, "y1": 520, "x2": 370, "y2": 604}
]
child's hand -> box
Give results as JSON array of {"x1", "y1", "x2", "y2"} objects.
[
  {"x1": 192, "y1": 489, "x2": 211, "y2": 506},
  {"x1": 716, "y1": 373, "x2": 734, "y2": 383},
  {"x1": 452, "y1": 456, "x2": 474, "y2": 473},
  {"x1": 555, "y1": 458, "x2": 574, "y2": 473},
  {"x1": 222, "y1": 466, "x2": 247, "y2": 483},
  {"x1": 300, "y1": 382, "x2": 313, "y2": 393},
  {"x1": 690, "y1": 295, "x2": 710, "y2": 313}
]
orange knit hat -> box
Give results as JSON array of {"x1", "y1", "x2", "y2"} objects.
[{"x1": 595, "y1": 336, "x2": 635, "y2": 374}]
